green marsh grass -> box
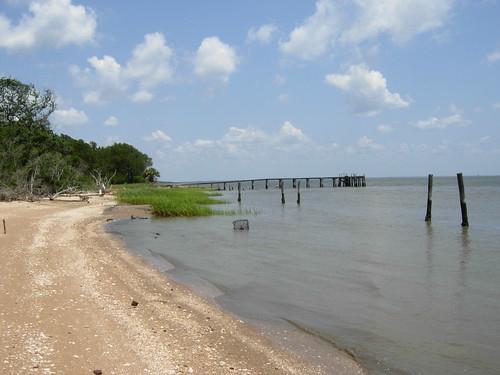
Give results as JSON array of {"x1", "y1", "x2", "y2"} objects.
[{"x1": 116, "y1": 185, "x2": 240, "y2": 217}]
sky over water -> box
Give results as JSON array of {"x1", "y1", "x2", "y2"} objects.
[{"x1": 1, "y1": 0, "x2": 499, "y2": 180}]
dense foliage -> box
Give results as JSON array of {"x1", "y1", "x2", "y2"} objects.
[{"x1": 0, "y1": 77, "x2": 154, "y2": 199}]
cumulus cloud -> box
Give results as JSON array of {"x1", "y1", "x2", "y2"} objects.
[
  {"x1": 72, "y1": 32, "x2": 174, "y2": 104},
  {"x1": 131, "y1": 90, "x2": 153, "y2": 103},
  {"x1": 280, "y1": 0, "x2": 340, "y2": 60},
  {"x1": 415, "y1": 113, "x2": 470, "y2": 129},
  {"x1": 377, "y1": 124, "x2": 393, "y2": 133},
  {"x1": 247, "y1": 24, "x2": 277, "y2": 44},
  {"x1": 0, "y1": 0, "x2": 96, "y2": 51},
  {"x1": 341, "y1": 0, "x2": 454, "y2": 44},
  {"x1": 487, "y1": 50, "x2": 500, "y2": 63},
  {"x1": 194, "y1": 37, "x2": 238, "y2": 83},
  {"x1": 50, "y1": 107, "x2": 88, "y2": 127},
  {"x1": 125, "y1": 32, "x2": 173, "y2": 88},
  {"x1": 325, "y1": 64, "x2": 409, "y2": 116},
  {"x1": 279, "y1": 121, "x2": 309, "y2": 143},
  {"x1": 145, "y1": 130, "x2": 172, "y2": 142},
  {"x1": 104, "y1": 116, "x2": 118, "y2": 127}
]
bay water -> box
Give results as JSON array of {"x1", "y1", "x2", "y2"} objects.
[{"x1": 108, "y1": 176, "x2": 500, "y2": 374}]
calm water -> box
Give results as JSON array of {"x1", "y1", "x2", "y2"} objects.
[{"x1": 108, "y1": 176, "x2": 500, "y2": 374}]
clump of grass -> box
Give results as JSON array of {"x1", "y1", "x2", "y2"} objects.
[{"x1": 115, "y1": 185, "x2": 234, "y2": 217}]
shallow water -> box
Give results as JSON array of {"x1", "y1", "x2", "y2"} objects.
[{"x1": 109, "y1": 176, "x2": 500, "y2": 374}]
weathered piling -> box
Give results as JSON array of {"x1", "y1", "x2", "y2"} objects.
[
  {"x1": 457, "y1": 173, "x2": 469, "y2": 227},
  {"x1": 265, "y1": 179, "x2": 268, "y2": 189},
  {"x1": 297, "y1": 180, "x2": 301, "y2": 205},
  {"x1": 425, "y1": 174, "x2": 433, "y2": 222},
  {"x1": 237, "y1": 182, "x2": 241, "y2": 203},
  {"x1": 320, "y1": 178, "x2": 323, "y2": 188},
  {"x1": 306, "y1": 178, "x2": 310, "y2": 188},
  {"x1": 280, "y1": 181, "x2": 285, "y2": 204},
  {"x1": 224, "y1": 182, "x2": 226, "y2": 191},
  {"x1": 251, "y1": 180, "x2": 255, "y2": 190},
  {"x1": 292, "y1": 178, "x2": 296, "y2": 188},
  {"x1": 2, "y1": 219, "x2": 6, "y2": 235}
]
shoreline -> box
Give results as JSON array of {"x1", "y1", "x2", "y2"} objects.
[{"x1": 0, "y1": 196, "x2": 364, "y2": 374}]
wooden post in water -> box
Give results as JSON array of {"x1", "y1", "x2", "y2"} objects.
[
  {"x1": 292, "y1": 179, "x2": 296, "y2": 189},
  {"x1": 320, "y1": 178, "x2": 323, "y2": 188},
  {"x1": 251, "y1": 180, "x2": 255, "y2": 190},
  {"x1": 2, "y1": 219, "x2": 6, "y2": 235},
  {"x1": 306, "y1": 178, "x2": 310, "y2": 188},
  {"x1": 425, "y1": 174, "x2": 433, "y2": 222},
  {"x1": 265, "y1": 179, "x2": 268, "y2": 189},
  {"x1": 223, "y1": 182, "x2": 226, "y2": 191},
  {"x1": 280, "y1": 180, "x2": 285, "y2": 204},
  {"x1": 297, "y1": 180, "x2": 301, "y2": 205},
  {"x1": 237, "y1": 182, "x2": 241, "y2": 203},
  {"x1": 457, "y1": 173, "x2": 469, "y2": 227}
]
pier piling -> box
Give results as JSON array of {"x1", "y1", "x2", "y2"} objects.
[
  {"x1": 297, "y1": 180, "x2": 301, "y2": 205},
  {"x1": 237, "y1": 182, "x2": 241, "y2": 203},
  {"x1": 280, "y1": 181, "x2": 285, "y2": 204},
  {"x1": 457, "y1": 173, "x2": 469, "y2": 227},
  {"x1": 2, "y1": 219, "x2": 6, "y2": 235},
  {"x1": 425, "y1": 174, "x2": 433, "y2": 222}
]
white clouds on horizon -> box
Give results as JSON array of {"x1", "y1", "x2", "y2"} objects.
[
  {"x1": 0, "y1": 0, "x2": 96, "y2": 51},
  {"x1": 377, "y1": 125, "x2": 393, "y2": 133},
  {"x1": 145, "y1": 130, "x2": 172, "y2": 142},
  {"x1": 247, "y1": 24, "x2": 277, "y2": 44},
  {"x1": 325, "y1": 64, "x2": 409, "y2": 116},
  {"x1": 72, "y1": 32, "x2": 174, "y2": 104},
  {"x1": 415, "y1": 113, "x2": 470, "y2": 129},
  {"x1": 50, "y1": 107, "x2": 88, "y2": 127},
  {"x1": 194, "y1": 37, "x2": 238, "y2": 83}
]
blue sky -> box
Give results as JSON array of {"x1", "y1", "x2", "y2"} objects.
[{"x1": 1, "y1": 0, "x2": 499, "y2": 180}]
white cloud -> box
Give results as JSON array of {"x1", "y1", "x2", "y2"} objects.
[
  {"x1": 50, "y1": 107, "x2": 88, "y2": 127},
  {"x1": 280, "y1": 0, "x2": 340, "y2": 60},
  {"x1": 175, "y1": 122, "x2": 310, "y2": 155},
  {"x1": 487, "y1": 50, "x2": 500, "y2": 63},
  {"x1": 131, "y1": 90, "x2": 153, "y2": 103},
  {"x1": 194, "y1": 37, "x2": 238, "y2": 82},
  {"x1": 278, "y1": 93, "x2": 289, "y2": 103},
  {"x1": 356, "y1": 135, "x2": 384, "y2": 151},
  {"x1": 124, "y1": 32, "x2": 173, "y2": 88},
  {"x1": 325, "y1": 64, "x2": 409, "y2": 116},
  {"x1": 341, "y1": 0, "x2": 454, "y2": 44},
  {"x1": 104, "y1": 116, "x2": 118, "y2": 127},
  {"x1": 377, "y1": 124, "x2": 393, "y2": 133},
  {"x1": 415, "y1": 113, "x2": 470, "y2": 129},
  {"x1": 0, "y1": 0, "x2": 96, "y2": 51},
  {"x1": 72, "y1": 33, "x2": 173, "y2": 104},
  {"x1": 247, "y1": 24, "x2": 277, "y2": 44},
  {"x1": 145, "y1": 130, "x2": 172, "y2": 142},
  {"x1": 274, "y1": 74, "x2": 286, "y2": 85},
  {"x1": 279, "y1": 121, "x2": 309, "y2": 143}
]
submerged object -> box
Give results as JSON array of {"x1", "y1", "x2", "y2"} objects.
[{"x1": 233, "y1": 219, "x2": 249, "y2": 231}]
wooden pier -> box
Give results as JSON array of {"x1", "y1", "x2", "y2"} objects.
[{"x1": 177, "y1": 175, "x2": 366, "y2": 190}]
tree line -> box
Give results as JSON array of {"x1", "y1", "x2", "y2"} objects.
[{"x1": 0, "y1": 77, "x2": 159, "y2": 200}]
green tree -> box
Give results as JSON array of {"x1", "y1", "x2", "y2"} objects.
[{"x1": 143, "y1": 167, "x2": 160, "y2": 182}]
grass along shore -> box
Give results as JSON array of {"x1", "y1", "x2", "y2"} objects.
[{"x1": 115, "y1": 184, "x2": 236, "y2": 217}]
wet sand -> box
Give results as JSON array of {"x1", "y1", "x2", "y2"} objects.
[{"x1": 0, "y1": 196, "x2": 364, "y2": 375}]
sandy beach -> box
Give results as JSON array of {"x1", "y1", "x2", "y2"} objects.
[{"x1": 0, "y1": 196, "x2": 364, "y2": 375}]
